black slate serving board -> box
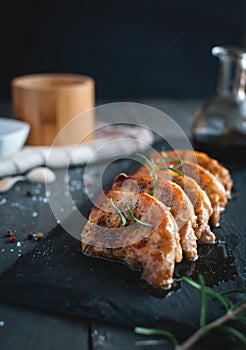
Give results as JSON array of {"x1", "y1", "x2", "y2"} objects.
[{"x1": 0, "y1": 163, "x2": 245, "y2": 339}]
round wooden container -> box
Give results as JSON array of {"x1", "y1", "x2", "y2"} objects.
[{"x1": 12, "y1": 73, "x2": 95, "y2": 146}]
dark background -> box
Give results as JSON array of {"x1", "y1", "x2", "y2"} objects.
[{"x1": 0, "y1": 0, "x2": 245, "y2": 99}]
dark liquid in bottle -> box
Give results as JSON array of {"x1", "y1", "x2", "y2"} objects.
[{"x1": 192, "y1": 138, "x2": 246, "y2": 168}]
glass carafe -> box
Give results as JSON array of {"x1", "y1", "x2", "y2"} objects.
[{"x1": 192, "y1": 46, "x2": 246, "y2": 165}]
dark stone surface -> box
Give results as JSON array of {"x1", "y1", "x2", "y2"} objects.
[
  {"x1": 0, "y1": 301, "x2": 89, "y2": 350},
  {"x1": 0, "y1": 160, "x2": 245, "y2": 350}
]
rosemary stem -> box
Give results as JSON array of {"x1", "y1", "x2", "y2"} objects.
[{"x1": 177, "y1": 304, "x2": 246, "y2": 350}]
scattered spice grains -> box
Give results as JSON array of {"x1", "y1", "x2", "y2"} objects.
[
  {"x1": 26, "y1": 189, "x2": 35, "y2": 197},
  {"x1": 2, "y1": 229, "x2": 17, "y2": 243},
  {"x1": 6, "y1": 229, "x2": 14, "y2": 237},
  {"x1": 27, "y1": 232, "x2": 44, "y2": 241},
  {"x1": 9, "y1": 235, "x2": 16, "y2": 243},
  {"x1": 36, "y1": 232, "x2": 44, "y2": 240}
]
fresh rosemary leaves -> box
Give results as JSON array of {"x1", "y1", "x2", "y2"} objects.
[
  {"x1": 135, "y1": 274, "x2": 246, "y2": 349},
  {"x1": 126, "y1": 203, "x2": 152, "y2": 227},
  {"x1": 110, "y1": 199, "x2": 152, "y2": 227},
  {"x1": 136, "y1": 152, "x2": 185, "y2": 178},
  {"x1": 110, "y1": 198, "x2": 127, "y2": 226}
]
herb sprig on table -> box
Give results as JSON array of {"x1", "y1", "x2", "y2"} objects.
[{"x1": 135, "y1": 274, "x2": 246, "y2": 349}]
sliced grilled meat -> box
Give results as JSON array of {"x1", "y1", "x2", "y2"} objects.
[
  {"x1": 112, "y1": 173, "x2": 197, "y2": 260},
  {"x1": 157, "y1": 150, "x2": 233, "y2": 198},
  {"x1": 146, "y1": 157, "x2": 227, "y2": 226},
  {"x1": 131, "y1": 168, "x2": 215, "y2": 244},
  {"x1": 81, "y1": 190, "x2": 180, "y2": 289}
]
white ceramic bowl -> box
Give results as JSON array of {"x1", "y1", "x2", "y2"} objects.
[{"x1": 0, "y1": 118, "x2": 30, "y2": 159}]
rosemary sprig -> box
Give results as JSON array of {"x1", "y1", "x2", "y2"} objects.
[
  {"x1": 135, "y1": 275, "x2": 246, "y2": 349},
  {"x1": 169, "y1": 166, "x2": 185, "y2": 177},
  {"x1": 221, "y1": 288, "x2": 246, "y2": 296},
  {"x1": 219, "y1": 326, "x2": 246, "y2": 345},
  {"x1": 160, "y1": 150, "x2": 182, "y2": 164},
  {"x1": 136, "y1": 153, "x2": 158, "y2": 193},
  {"x1": 159, "y1": 152, "x2": 186, "y2": 177},
  {"x1": 179, "y1": 303, "x2": 246, "y2": 350},
  {"x1": 134, "y1": 327, "x2": 179, "y2": 347},
  {"x1": 136, "y1": 152, "x2": 185, "y2": 178},
  {"x1": 157, "y1": 164, "x2": 185, "y2": 177},
  {"x1": 135, "y1": 153, "x2": 153, "y2": 166},
  {"x1": 151, "y1": 170, "x2": 158, "y2": 195},
  {"x1": 126, "y1": 203, "x2": 152, "y2": 227},
  {"x1": 183, "y1": 276, "x2": 234, "y2": 311},
  {"x1": 109, "y1": 199, "x2": 152, "y2": 227},
  {"x1": 159, "y1": 150, "x2": 186, "y2": 177},
  {"x1": 110, "y1": 198, "x2": 127, "y2": 226}
]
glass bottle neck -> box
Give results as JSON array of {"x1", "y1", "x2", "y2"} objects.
[{"x1": 217, "y1": 58, "x2": 246, "y2": 101}]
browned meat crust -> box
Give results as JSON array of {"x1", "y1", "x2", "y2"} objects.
[
  {"x1": 81, "y1": 190, "x2": 180, "y2": 288},
  {"x1": 130, "y1": 168, "x2": 215, "y2": 244},
  {"x1": 163, "y1": 150, "x2": 233, "y2": 198},
  {"x1": 148, "y1": 156, "x2": 227, "y2": 226},
  {"x1": 112, "y1": 173, "x2": 197, "y2": 260}
]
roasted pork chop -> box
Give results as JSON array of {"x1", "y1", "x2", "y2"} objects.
[
  {"x1": 161, "y1": 150, "x2": 233, "y2": 198},
  {"x1": 112, "y1": 173, "x2": 198, "y2": 260},
  {"x1": 130, "y1": 168, "x2": 215, "y2": 244},
  {"x1": 81, "y1": 149, "x2": 232, "y2": 290},
  {"x1": 81, "y1": 190, "x2": 180, "y2": 288},
  {"x1": 143, "y1": 158, "x2": 227, "y2": 226}
]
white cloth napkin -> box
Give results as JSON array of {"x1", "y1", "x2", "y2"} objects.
[{"x1": 0, "y1": 123, "x2": 154, "y2": 177}]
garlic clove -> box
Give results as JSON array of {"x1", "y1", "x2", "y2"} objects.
[
  {"x1": 0, "y1": 176, "x2": 25, "y2": 193},
  {"x1": 26, "y1": 167, "x2": 56, "y2": 184}
]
